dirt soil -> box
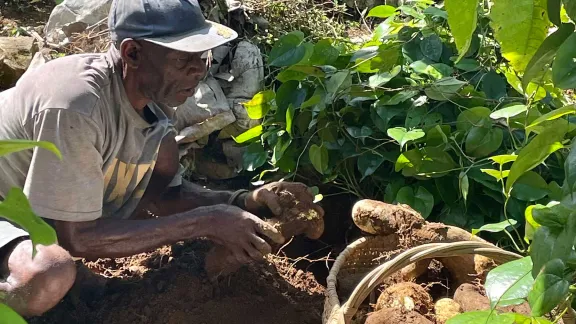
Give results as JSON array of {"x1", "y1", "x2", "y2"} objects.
[{"x1": 29, "y1": 240, "x2": 326, "y2": 324}]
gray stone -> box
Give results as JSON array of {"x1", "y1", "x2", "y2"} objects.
[
  {"x1": 44, "y1": 0, "x2": 112, "y2": 43},
  {"x1": 0, "y1": 37, "x2": 37, "y2": 89},
  {"x1": 222, "y1": 139, "x2": 245, "y2": 171},
  {"x1": 225, "y1": 41, "x2": 264, "y2": 100}
]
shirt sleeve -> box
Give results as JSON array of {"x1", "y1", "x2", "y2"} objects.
[{"x1": 23, "y1": 108, "x2": 104, "y2": 222}]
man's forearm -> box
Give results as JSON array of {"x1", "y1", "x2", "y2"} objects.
[{"x1": 54, "y1": 207, "x2": 218, "y2": 259}]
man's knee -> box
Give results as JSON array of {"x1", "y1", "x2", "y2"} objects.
[{"x1": 1, "y1": 240, "x2": 76, "y2": 317}]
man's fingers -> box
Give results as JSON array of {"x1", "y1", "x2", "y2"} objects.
[
  {"x1": 242, "y1": 240, "x2": 265, "y2": 261},
  {"x1": 256, "y1": 189, "x2": 283, "y2": 215},
  {"x1": 281, "y1": 182, "x2": 315, "y2": 202},
  {"x1": 254, "y1": 219, "x2": 285, "y2": 244},
  {"x1": 250, "y1": 235, "x2": 272, "y2": 256},
  {"x1": 230, "y1": 246, "x2": 251, "y2": 264}
]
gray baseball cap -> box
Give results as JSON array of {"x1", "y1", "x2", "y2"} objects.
[{"x1": 108, "y1": 0, "x2": 238, "y2": 53}]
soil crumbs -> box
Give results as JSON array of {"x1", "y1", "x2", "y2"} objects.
[{"x1": 30, "y1": 240, "x2": 325, "y2": 324}]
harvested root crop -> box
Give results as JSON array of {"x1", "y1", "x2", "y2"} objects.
[
  {"x1": 453, "y1": 283, "x2": 490, "y2": 312},
  {"x1": 434, "y1": 298, "x2": 462, "y2": 323},
  {"x1": 375, "y1": 282, "x2": 433, "y2": 316},
  {"x1": 352, "y1": 199, "x2": 424, "y2": 235},
  {"x1": 365, "y1": 308, "x2": 433, "y2": 324}
]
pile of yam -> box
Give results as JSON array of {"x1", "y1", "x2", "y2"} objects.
[{"x1": 350, "y1": 199, "x2": 530, "y2": 324}]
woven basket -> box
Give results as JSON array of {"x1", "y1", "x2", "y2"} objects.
[{"x1": 323, "y1": 239, "x2": 523, "y2": 324}]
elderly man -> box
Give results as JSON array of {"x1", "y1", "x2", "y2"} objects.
[{"x1": 0, "y1": 0, "x2": 323, "y2": 317}]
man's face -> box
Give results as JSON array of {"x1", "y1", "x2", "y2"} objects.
[{"x1": 135, "y1": 41, "x2": 207, "y2": 107}]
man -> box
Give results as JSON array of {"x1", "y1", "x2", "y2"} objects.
[{"x1": 0, "y1": 0, "x2": 323, "y2": 317}]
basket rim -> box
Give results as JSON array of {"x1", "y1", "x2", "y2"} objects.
[{"x1": 325, "y1": 238, "x2": 523, "y2": 324}]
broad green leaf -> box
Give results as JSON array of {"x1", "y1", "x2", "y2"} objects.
[
  {"x1": 243, "y1": 142, "x2": 267, "y2": 171},
  {"x1": 423, "y1": 6, "x2": 448, "y2": 19},
  {"x1": 276, "y1": 65, "x2": 326, "y2": 83},
  {"x1": 269, "y1": 31, "x2": 306, "y2": 67},
  {"x1": 465, "y1": 127, "x2": 503, "y2": 158},
  {"x1": 398, "y1": 5, "x2": 425, "y2": 19},
  {"x1": 420, "y1": 34, "x2": 443, "y2": 62},
  {"x1": 505, "y1": 121, "x2": 567, "y2": 193},
  {"x1": 368, "y1": 65, "x2": 401, "y2": 88},
  {"x1": 472, "y1": 219, "x2": 518, "y2": 235},
  {"x1": 532, "y1": 203, "x2": 570, "y2": 229},
  {"x1": 384, "y1": 90, "x2": 419, "y2": 105},
  {"x1": 490, "y1": 154, "x2": 518, "y2": 165},
  {"x1": 522, "y1": 23, "x2": 575, "y2": 90},
  {"x1": 276, "y1": 69, "x2": 307, "y2": 82},
  {"x1": 530, "y1": 215, "x2": 576, "y2": 277},
  {"x1": 548, "y1": 0, "x2": 562, "y2": 26},
  {"x1": 490, "y1": 0, "x2": 550, "y2": 72},
  {"x1": 445, "y1": 0, "x2": 478, "y2": 61},
  {"x1": 526, "y1": 105, "x2": 576, "y2": 133},
  {"x1": 0, "y1": 304, "x2": 27, "y2": 324},
  {"x1": 551, "y1": 32, "x2": 576, "y2": 89},
  {"x1": 242, "y1": 90, "x2": 275, "y2": 119},
  {"x1": 326, "y1": 70, "x2": 351, "y2": 102},
  {"x1": 367, "y1": 5, "x2": 397, "y2": 18},
  {"x1": 0, "y1": 188, "x2": 58, "y2": 257},
  {"x1": 426, "y1": 124, "x2": 449, "y2": 147},
  {"x1": 454, "y1": 58, "x2": 480, "y2": 72},
  {"x1": 271, "y1": 135, "x2": 291, "y2": 164},
  {"x1": 481, "y1": 169, "x2": 510, "y2": 182},
  {"x1": 0, "y1": 140, "x2": 61, "y2": 159},
  {"x1": 528, "y1": 259, "x2": 570, "y2": 316},
  {"x1": 424, "y1": 77, "x2": 466, "y2": 101},
  {"x1": 347, "y1": 126, "x2": 373, "y2": 139},
  {"x1": 563, "y1": 138, "x2": 576, "y2": 194},
  {"x1": 276, "y1": 81, "x2": 307, "y2": 111},
  {"x1": 459, "y1": 171, "x2": 469, "y2": 203},
  {"x1": 358, "y1": 151, "x2": 385, "y2": 180},
  {"x1": 370, "y1": 46, "x2": 401, "y2": 72},
  {"x1": 446, "y1": 311, "x2": 516, "y2": 324},
  {"x1": 563, "y1": 0, "x2": 576, "y2": 21},
  {"x1": 490, "y1": 104, "x2": 528, "y2": 120},
  {"x1": 482, "y1": 71, "x2": 508, "y2": 100},
  {"x1": 309, "y1": 40, "x2": 340, "y2": 66},
  {"x1": 309, "y1": 144, "x2": 328, "y2": 174},
  {"x1": 285, "y1": 104, "x2": 295, "y2": 136},
  {"x1": 485, "y1": 256, "x2": 535, "y2": 308},
  {"x1": 510, "y1": 171, "x2": 549, "y2": 201},
  {"x1": 525, "y1": 204, "x2": 544, "y2": 242},
  {"x1": 396, "y1": 147, "x2": 457, "y2": 178},
  {"x1": 395, "y1": 186, "x2": 434, "y2": 218},
  {"x1": 387, "y1": 127, "x2": 425, "y2": 148},
  {"x1": 233, "y1": 125, "x2": 263, "y2": 143},
  {"x1": 456, "y1": 107, "x2": 492, "y2": 131}
]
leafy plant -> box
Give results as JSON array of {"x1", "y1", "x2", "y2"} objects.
[{"x1": 0, "y1": 140, "x2": 61, "y2": 323}]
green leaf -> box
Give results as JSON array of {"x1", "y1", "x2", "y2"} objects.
[
  {"x1": 465, "y1": 127, "x2": 503, "y2": 158},
  {"x1": 286, "y1": 104, "x2": 295, "y2": 136},
  {"x1": 387, "y1": 127, "x2": 425, "y2": 148},
  {"x1": 242, "y1": 90, "x2": 275, "y2": 119},
  {"x1": 481, "y1": 169, "x2": 510, "y2": 182},
  {"x1": 490, "y1": 0, "x2": 550, "y2": 72},
  {"x1": 326, "y1": 70, "x2": 351, "y2": 102},
  {"x1": 367, "y1": 5, "x2": 397, "y2": 18},
  {"x1": 233, "y1": 125, "x2": 263, "y2": 143},
  {"x1": 309, "y1": 40, "x2": 340, "y2": 66},
  {"x1": 505, "y1": 121, "x2": 567, "y2": 193},
  {"x1": 0, "y1": 140, "x2": 61, "y2": 159},
  {"x1": 548, "y1": 0, "x2": 562, "y2": 26},
  {"x1": 396, "y1": 147, "x2": 457, "y2": 178},
  {"x1": 384, "y1": 90, "x2": 419, "y2": 105},
  {"x1": 269, "y1": 31, "x2": 306, "y2": 67},
  {"x1": 563, "y1": 0, "x2": 576, "y2": 21},
  {"x1": 368, "y1": 65, "x2": 401, "y2": 88},
  {"x1": 485, "y1": 256, "x2": 535, "y2": 308},
  {"x1": 564, "y1": 139, "x2": 576, "y2": 194},
  {"x1": 454, "y1": 58, "x2": 481, "y2": 72},
  {"x1": 528, "y1": 259, "x2": 571, "y2": 317},
  {"x1": 526, "y1": 105, "x2": 576, "y2": 133},
  {"x1": 424, "y1": 77, "x2": 466, "y2": 101},
  {"x1": 522, "y1": 23, "x2": 575, "y2": 91},
  {"x1": 347, "y1": 126, "x2": 373, "y2": 139},
  {"x1": 490, "y1": 104, "x2": 528, "y2": 120},
  {"x1": 420, "y1": 34, "x2": 443, "y2": 62},
  {"x1": 276, "y1": 81, "x2": 307, "y2": 111},
  {"x1": 271, "y1": 135, "x2": 291, "y2": 164},
  {"x1": 423, "y1": 6, "x2": 448, "y2": 19},
  {"x1": 243, "y1": 142, "x2": 268, "y2": 171},
  {"x1": 490, "y1": 154, "x2": 518, "y2": 165},
  {"x1": 309, "y1": 144, "x2": 328, "y2": 174},
  {"x1": 446, "y1": 311, "x2": 516, "y2": 324},
  {"x1": 0, "y1": 188, "x2": 58, "y2": 257},
  {"x1": 395, "y1": 186, "x2": 434, "y2": 218},
  {"x1": 457, "y1": 107, "x2": 492, "y2": 131},
  {"x1": 552, "y1": 32, "x2": 576, "y2": 89},
  {"x1": 459, "y1": 171, "x2": 469, "y2": 203},
  {"x1": 0, "y1": 304, "x2": 27, "y2": 324},
  {"x1": 482, "y1": 71, "x2": 508, "y2": 100},
  {"x1": 530, "y1": 214, "x2": 576, "y2": 277},
  {"x1": 510, "y1": 171, "x2": 549, "y2": 201},
  {"x1": 445, "y1": 0, "x2": 478, "y2": 61},
  {"x1": 358, "y1": 151, "x2": 385, "y2": 181},
  {"x1": 473, "y1": 219, "x2": 518, "y2": 235},
  {"x1": 398, "y1": 5, "x2": 425, "y2": 19}
]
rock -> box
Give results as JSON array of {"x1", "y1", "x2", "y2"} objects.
[
  {"x1": 225, "y1": 41, "x2": 264, "y2": 100},
  {"x1": 209, "y1": 45, "x2": 232, "y2": 75},
  {"x1": 0, "y1": 37, "x2": 38, "y2": 89},
  {"x1": 174, "y1": 76, "x2": 236, "y2": 144},
  {"x1": 44, "y1": 0, "x2": 112, "y2": 43},
  {"x1": 222, "y1": 140, "x2": 245, "y2": 171},
  {"x1": 229, "y1": 98, "x2": 262, "y2": 130},
  {"x1": 192, "y1": 149, "x2": 238, "y2": 180}
]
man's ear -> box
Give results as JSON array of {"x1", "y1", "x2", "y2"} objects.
[{"x1": 120, "y1": 39, "x2": 142, "y2": 68}]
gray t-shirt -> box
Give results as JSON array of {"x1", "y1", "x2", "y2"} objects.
[{"x1": 0, "y1": 47, "x2": 177, "y2": 221}]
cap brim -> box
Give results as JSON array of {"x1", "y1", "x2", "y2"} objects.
[{"x1": 142, "y1": 21, "x2": 238, "y2": 53}]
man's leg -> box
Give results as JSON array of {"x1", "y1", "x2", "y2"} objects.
[{"x1": 0, "y1": 222, "x2": 76, "y2": 317}]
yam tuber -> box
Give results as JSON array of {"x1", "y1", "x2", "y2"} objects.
[
  {"x1": 453, "y1": 283, "x2": 490, "y2": 312},
  {"x1": 375, "y1": 282, "x2": 433, "y2": 316},
  {"x1": 352, "y1": 199, "x2": 424, "y2": 235},
  {"x1": 365, "y1": 308, "x2": 433, "y2": 324},
  {"x1": 434, "y1": 298, "x2": 462, "y2": 323}
]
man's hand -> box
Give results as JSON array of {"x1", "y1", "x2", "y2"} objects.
[
  {"x1": 200, "y1": 205, "x2": 285, "y2": 264},
  {"x1": 242, "y1": 181, "x2": 324, "y2": 218}
]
